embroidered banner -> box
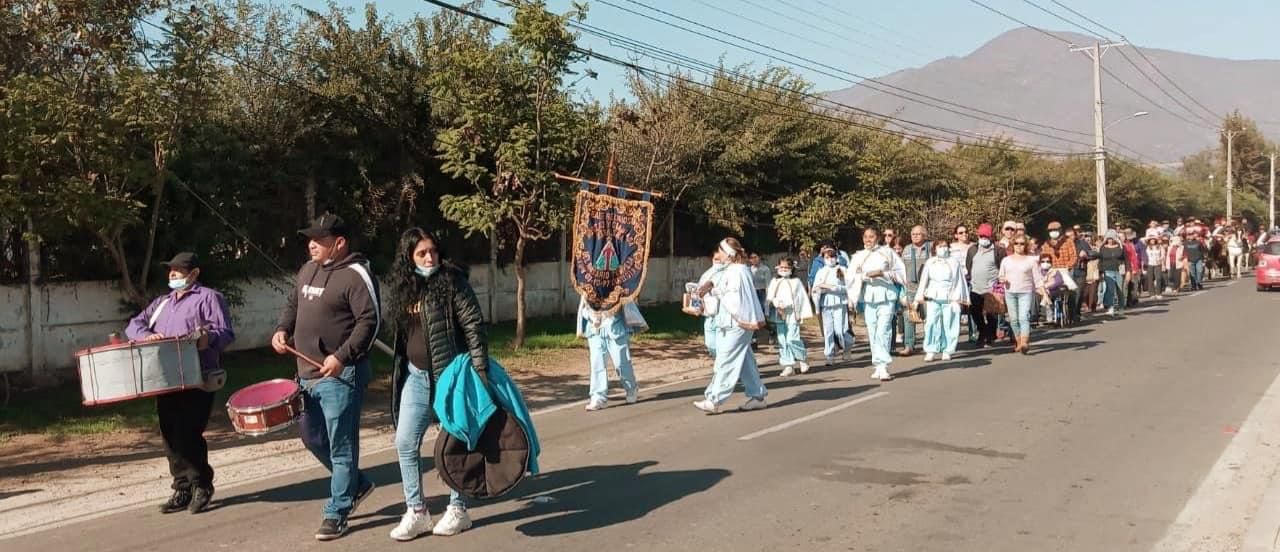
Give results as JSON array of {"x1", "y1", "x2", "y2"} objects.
[{"x1": 571, "y1": 188, "x2": 654, "y2": 313}]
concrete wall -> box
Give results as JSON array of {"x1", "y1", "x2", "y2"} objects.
[{"x1": 1, "y1": 254, "x2": 788, "y2": 386}]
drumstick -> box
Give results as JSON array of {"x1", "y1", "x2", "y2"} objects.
[{"x1": 282, "y1": 344, "x2": 325, "y2": 371}]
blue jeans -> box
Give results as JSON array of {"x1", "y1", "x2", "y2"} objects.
[
  {"x1": 299, "y1": 361, "x2": 372, "y2": 520},
  {"x1": 863, "y1": 301, "x2": 895, "y2": 367},
  {"x1": 395, "y1": 363, "x2": 464, "y2": 511},
  {"x1": 773, "y1": 318, "x2": 807, "y2": 367},
  {"x1": 1005, "y1": 292, "x2": 1033, "y2": 337},
  {"x1": 1190, "y1": 260, "x2": 1205, "y2": 288},
  {"x1": 820, "y1": 306, "x2": 850, "y2": 361},
  {"x1": 587, "y1": 331, "x2": 637, "y2": 402},
  {"x1": 1102, "y1": 270, "x2": 1124, "y2": 310},
  {"x1": 704, "y1": 325, "x2": 766, "y2": 405},
  {"x1": 922, "y1": 300, "x2": 960, "y2": 354}
]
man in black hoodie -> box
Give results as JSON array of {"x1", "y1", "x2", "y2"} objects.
[{"x1": 272, "y1": 213, "x2": 379, "y2": 541}]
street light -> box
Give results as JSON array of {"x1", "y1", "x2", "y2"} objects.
[{"x1": 1105, "y1": 111, "x2": 1149, "y2": 131}]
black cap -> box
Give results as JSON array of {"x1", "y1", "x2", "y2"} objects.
[
  {"x1": 160, "y1": 252, "x2": 199, "y2": 270},
  {"x1": 299, "y1": 213, "x2": 350, "y2": 239}
]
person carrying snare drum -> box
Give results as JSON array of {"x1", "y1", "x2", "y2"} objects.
[
  {"x1": 124, "y1": 252, "x2": 235, "y2": 515},
  {"x1": 272, "y1": 213, "x2": 381, "y2": 542}
]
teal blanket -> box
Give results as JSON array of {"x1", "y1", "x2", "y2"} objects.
[{"x1": 432, "y1": 354, "x2": 541, "y2": 474}]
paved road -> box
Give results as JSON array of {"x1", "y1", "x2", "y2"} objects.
[{"x1": 8, "y1": 281, "x2": 1279, "y2": 551}]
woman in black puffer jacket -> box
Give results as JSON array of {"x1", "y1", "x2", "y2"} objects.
[{"x1": 385, "y1": 227, "x2": 489, "y2": 541}]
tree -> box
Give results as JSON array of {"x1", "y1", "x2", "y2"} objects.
[{"x1": 433, "y1": 1, "x2": 596, "y2": 349}]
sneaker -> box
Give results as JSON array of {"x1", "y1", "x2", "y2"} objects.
[
  {"x1": 824, "y1": 357, "x2": 833, "y2": 367},
  {"x1": 740, "y1": 397, "x2": 768, "y2": 411},
  {"x1": 432, "y1": 505, "x2": 473, "y2": 536},
  {"x1": 316, "y1": 517, "x2": 348, "y2": 541},
  {"x1": 842, "y1": 351, "x2": 851, "y2": 363},
  {"x1": 923, "y1": 353, "x2": 935, "y2": 362},
  {"x1": 585, "y1": 398, "x2": 607, "y2": 411},
  {"x1": 798, "y1": 362, "x2": 810, "y2": 374},
  {"x1": 870, "y1": 368, "x2": 882, "y2": 380},
  {"x1": 1106, "y1": 307, "x2": 1115, "y2": 316},
  {"x1": 351, "y1": 479, "x2": 375, "y2": 517},
  {"x1": 941, "y1": 353, "x2": 952, "y2": 361},
  {"x1": 625, "y1": 388, "x2": 639, "y2": 405},
  {"x1": 189, "y1": 486, "x2": 213, "y2": 514},
  {"x1": 692, "y1": 399, "x2": 720, "y2": 414},
  {"x1": 875, "y1": 366, "x2": 893, "y2": 381},
  {"x1": 779, "y1": 365, "x2": 795, "y2": 377},
  {"x1": 390, "y1": 508, "x2": 432, "y2": 541},
  {"x1": 159, "y1": 488, "x2": 192, "y2": 514}
]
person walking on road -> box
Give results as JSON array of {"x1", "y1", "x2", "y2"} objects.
[
  {"x1": 385, "y1": 227, "x2": 490, "y2": 540},
  {"x1": 965, "y1": 223, "x2": 1005, "y2": 348},
  {"x1": 748, "y1": 252, "x2": 772, "y2": 349},
  {"x1": 999, "y1": 238, "x2": 1045, "y2": 354},
  {"x1": 766, "y1": 258, "x2": 813, "y2": 377},
  {"x1": 1098, "y1": 230, "x2": 1128, "y2": 316},
  {"x1": 125, "y1": 252, "x2": 235, "y2": 515},
  {"x1": 695, "y1": 249, "x2": 727, "y2": 359},
  {"x1": 914, "y1": 237, "x2": 968, "y2": 361},
  {"x1": 1184, "y1": 230, "x2": 1207, "y2": 290},
  {"x1": 694, "y1": 238, "x2": 769, "y2": 414},
  {"x1": 272, "y1": 213, "x2": 380, "y2": 541},
  {"x1": 812, "y1": 247, "x2": 853, "y2": 365},
  {"x1": 849, "y1": 228, "x2": 907, "y2": 381},
  {"x1": 897, "y1": 226, "x2": 931, "y2": 357},
  {"x1": 577, "y1": 296, "x2": 644, "y2": 412}
]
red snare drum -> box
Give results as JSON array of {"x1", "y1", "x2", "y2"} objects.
[{"x1": 226, "y1": 379, "x2": 304, "y2": 436}]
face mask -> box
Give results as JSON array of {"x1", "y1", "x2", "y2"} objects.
[
  {"x1": 1049, "y1": 231, "x2": 1061, "y2": 239},
  {"x1": 712, "y1": 261, "x2": 727, "y2": 271},
  {"x1": 168, "y1": 278, "x2": 188, "y2": 290},
  {"x1": 1040, "y1": 262, "x2": 1052, "y2": 270},
  {"x1": 415, "y1": 265, "x2": 438, "y2": 278},
  {"x1": 978, "y1": 238, "x2": 992, "y2": 248},
  {"x1": 824, "y1": 258, "x2": 837, "y2": 267},
  {"x1": 777, "y1": 269, "x2": 792, "y2": 278},
  {"x1": 936, "y1": 248, "x2": 950, "y2": 258}
]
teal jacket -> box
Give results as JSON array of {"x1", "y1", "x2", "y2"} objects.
[{"x1": 432, "y1": 353, "x2": 541, "y2": 474}]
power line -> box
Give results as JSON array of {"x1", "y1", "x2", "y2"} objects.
[
  {"x1": 1046, "y1": 0, "x2": 1223, "y2": 125},
  {"x1": 603, "y1": 0, "x2": 1103, "y2": 148},
  {"x1": 729, "y1": 0, "x2": 921, "y2": 70},
  {"x1": 964, "y1": 0, "x2": 1075, "y2": 46},
  {"x1": 773, "y1": 0, "x2": 936, "y2": 65}
]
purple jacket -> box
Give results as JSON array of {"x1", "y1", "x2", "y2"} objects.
[{"x1": 125, "y1": 283, "x2": 235, "y2": 372}]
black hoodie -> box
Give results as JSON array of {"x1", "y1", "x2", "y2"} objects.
[{"x1": 276, "y1": 252, "x2": 381, "y2": 378}]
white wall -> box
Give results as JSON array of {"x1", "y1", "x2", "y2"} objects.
[{"x1": 1, "y1": 254, "x2": 788, "y2": 386}]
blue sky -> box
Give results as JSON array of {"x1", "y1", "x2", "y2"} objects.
[{"x1": 304, "y1": 0, "x2": 1279, "y2": 102}]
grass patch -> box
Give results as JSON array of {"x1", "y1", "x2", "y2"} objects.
[
  {"x1": 0, "y1": 302, "x2": 698, "y2": 439},
  {"x1": 488, "y1": 302, "x2": 702, "y2": 357},
  {"x1": 0, "y1": 349, "x2": 394, "y2": 440}
]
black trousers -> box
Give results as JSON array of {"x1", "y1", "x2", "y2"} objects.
[
  {"x1": 968, "y1": 292, "x2": 999, "y2": 344},
  {"x1": 157, "y1": 389, "x2": 216, "y2": 490}
]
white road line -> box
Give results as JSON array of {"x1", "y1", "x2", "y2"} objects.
[{"x1": 737, "y1": 391, "x2": 889, "y2": 442}]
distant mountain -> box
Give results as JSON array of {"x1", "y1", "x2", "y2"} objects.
[{"x1": 825, "y1": 28, "x2": 1280, "y2": 164}]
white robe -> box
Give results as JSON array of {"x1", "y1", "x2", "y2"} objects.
[
  {"x1": 914, "y1": 257, "x2": 969, "y2": 303},
  {"x1": 696, "y1": 265, "x2": 724, "y2": 317},
  {"x1": 766, "y1": 277, "x2": 814, "y2": 324},
  {"x1": 711, "y1": 263, "x2": 765, "y2": 329},
  {"x1": 846, "y1": 246, "x2": 907, "y2": 305}
]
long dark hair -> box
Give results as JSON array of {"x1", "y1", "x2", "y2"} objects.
[{"x1": 387, "y1": 227, "x2": 463, "y2": 332}]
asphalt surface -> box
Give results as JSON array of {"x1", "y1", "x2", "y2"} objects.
[{"x1": 7, "y1": 280, "x2": 1278, "y2": 552}]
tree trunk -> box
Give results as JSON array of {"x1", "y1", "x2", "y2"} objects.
[
  {"x1": 305, "y1": 170, "x2": 317, "y2": 221},
  {"x1": 667, "y1": 206, "x2": 675, "y2": 295},
  {"x1": 139, "y1": 144, "x2": 166, "y2": 290},
  {"x1": 513, "y1": 234, "x2": 528, "y2": 350},
  {"x1": 99, "y1": 230, "x2": 147, "y2": 308}
]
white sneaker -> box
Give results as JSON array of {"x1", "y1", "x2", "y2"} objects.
[
  {"x1": 873, "y1": 365, "x2": 892, "y2": 381},
  {"x1": 625, "y1": 388, "x2": 638, "y2": 405},
  {"x1": 389, "y1": 508, "x2": 432, "y2": 541},
  {"x1": 941, "y1": 353, "x2": 952, "y2": 361},
  {"x1": 923, "y1": 353, "x2": 935, "y2": 362},
  {"x1": 779, "y1": 365, "x2": 795, "y2": 377},
  {"x1": 740, "y1": 397, "x2": 768, "y2": 411},
  {"x1": 825, "y1": 357, "x2": 833, "y2": 367},
  {"x1": 1107, "y1": 307, "x2": 1115, "y2": 316},
  {"x1": 798, "y1": 362, "x2": 810, "y2": 374},
  {"x1": 585, "y1": 398, "x2": 607, "y2": 411},
  {"x1": 870, "y1": 368, "x2": 882, "y2": 380},
  {"x1": 432, "y1": 505, "x2": 472, "y2": 536},
  {"x1": 692, "y1": 399, "x2": 719, "y2": 414}
]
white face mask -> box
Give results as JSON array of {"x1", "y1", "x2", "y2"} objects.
[
  {"x1": 713, "y1": 261, "x2": 727, "y2": 270},
  {"x1": 1049, "y1": 231, "x2": 1061, "y2": 239},
  {"x1": 978, "y1": 238, "x2": 992, "y2": 248},
  {"x1": 777, "y1": 269, "x2": 792, "y2": 278},
  {"x1": 935, "y1": 247, "x2": 949, "y2": 257},
  {"x1": 824, "y1": 258, "x2": 837, "y2": 267},
  {"x1": 1040, "y1": 262, "x2": 1052, "y2": 270}
]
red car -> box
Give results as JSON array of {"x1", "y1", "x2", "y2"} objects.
[{"x1": 1257, "y1": 239, "x2": 1280, "y2": 291}]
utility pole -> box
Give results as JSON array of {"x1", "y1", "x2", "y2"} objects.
[
  {"x1": 1224, "y1": 129, "x2": 1240, "y2": 220},
  {"x1": 1270, "y1": 152, "x2": 1276, "y2": 230},
  {"x1": 1071, "y1": 41, "x2": 1126, "y2": 233}
]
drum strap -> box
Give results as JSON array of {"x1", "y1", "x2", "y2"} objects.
[{"x1": 148, "y1": 298, "x2": 171, "y2": 331}]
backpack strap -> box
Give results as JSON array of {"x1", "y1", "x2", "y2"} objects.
[{"x1": 147, "y1": 298, "x2": 171, "y2": 331}]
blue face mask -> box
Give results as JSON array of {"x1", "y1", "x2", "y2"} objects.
[
  {"x1": 415, "y1": 265, "x2": 438, "y2": 278},
  {"x1": 168, "y1": 278, "x2": 188, "y2": 290}
]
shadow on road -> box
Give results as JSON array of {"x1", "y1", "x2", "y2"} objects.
[
  {"x1": 0, "y1": 489, "x2": 41, "y2": 502},
  {"x1": 892, "y1": 358, "x2": 991, "y2": 380},
  {"x1": 649, "y1": 376, "x2": 842, "y2": 403},
  {"x1": 468, "y1": 460, "x2": 730, "y2": 537},
  {"x1": 766, "y1": 385, "x2": 879, "y2": 409}
]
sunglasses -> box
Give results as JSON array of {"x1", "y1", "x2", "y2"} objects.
[
  {"x1": 955, "y1": 230, "x2": 968, "y2": 235},
  {"x1": 1003, "y1": 227, "x2": 1015, "y2": 232}
]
